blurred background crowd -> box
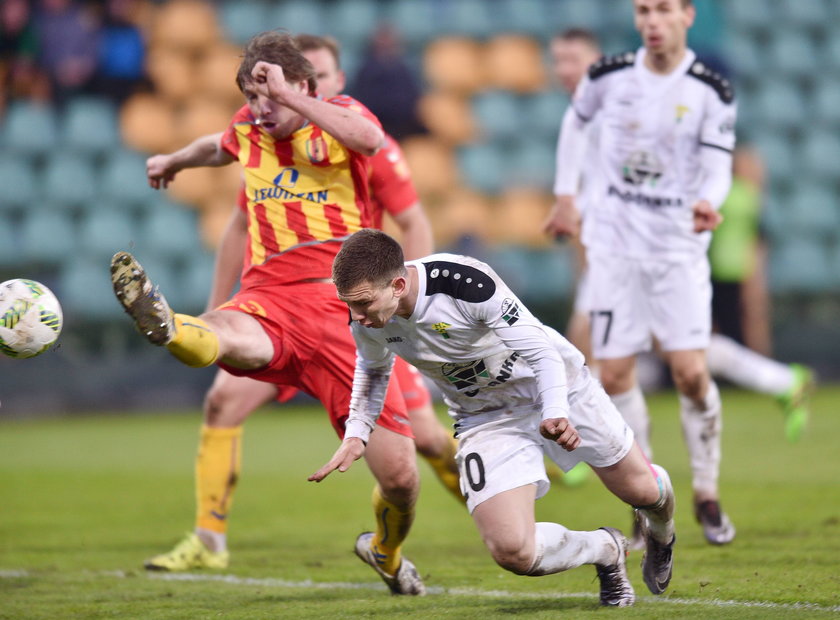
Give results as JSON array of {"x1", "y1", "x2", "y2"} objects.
[{"x1": 1, "y1": 0, "x2": 838, "y2": 413}]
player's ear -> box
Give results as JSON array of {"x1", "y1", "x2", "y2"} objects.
[{"x1": 392, "y1": 275, "x2": 407, "y2": 298}]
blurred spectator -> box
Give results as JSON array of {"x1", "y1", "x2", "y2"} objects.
[
  {"x1": 33, "y1": 0, "x2": 100, "y2": 105},
  {"x1": 90, "y1": 0, "x2": 148, "y2": 104},
  {"x1": 0, "y1": 0, "x2": 50, "y2": 111},
  {"x1": 349, "y1": 23, "x2": 425, "y2": 140}
]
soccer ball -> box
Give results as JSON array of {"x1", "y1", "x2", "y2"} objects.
[{"x1": 0, "y1": 279, "x2": 63, "y2": 358}]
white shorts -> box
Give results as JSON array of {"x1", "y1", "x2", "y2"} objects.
[
  {"x1": 454, "y1": 372, "x2": 634, "y2": 513},
  {"x1": 587, "y1": 252, "x2": 712, "y2": 359}
]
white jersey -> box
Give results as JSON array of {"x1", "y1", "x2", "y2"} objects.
[
  {"x1": 343, "y1": 253, "x2": 586, "y2": 441},
  {"x1": 554, "y1": 115, "x2": 602, "y2": 250},
  {"x1": 569, "y1": 47, "x2": 736, "y2": 260}
]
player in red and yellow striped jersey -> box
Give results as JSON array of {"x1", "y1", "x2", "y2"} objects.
[{"x1": 112, "y1": 31, "x2": 425, "y2": 595}]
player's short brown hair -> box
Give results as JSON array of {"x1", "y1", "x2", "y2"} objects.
[
  {"x1": 333, "y1": 229, "x2": 406, "y2": 292},
  {"x1": 553, "y1": 27, "x2": 600, "y2": 51},
  {"x1": 294, "y1": 33, "x2": 342, "y2": 69},
  {"x1": 236, "y1": 31, "x2": 317, "y2": 94}
]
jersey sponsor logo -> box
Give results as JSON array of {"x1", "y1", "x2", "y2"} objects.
[
  {"x1": 500, "y1": 298, "x2": 521, "y2": 325},
  {"x1": 487, "y1": 351, "x2": 520, "y2": 387},
  {"x1": 272, "y1": 168, "x2": 299, "y2": 189},
  {"x1": 386, "y1": 336, "x2": 404, "y2": 343},
  {"x1": 608, "y1": 185, "x2": 684, "y2": 208},
  {"x1": 621, "y1": 151, "x2": 663, "y2": 187},
  {"x1": 252, "y1": 185, "x2": 329, "y2": 204},
  {"x1": 441, "y1": 359, "x2": 489, "y2": 396},
  {"x1": 432, "y1": 322, "x2": 452, "y2": 339}
]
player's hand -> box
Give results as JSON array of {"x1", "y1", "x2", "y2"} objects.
[
  {"x1": 540, "y1": 417, "x2": 581, "y2": 451},
  {"x1": 692, "y1": 200, "x2": 723, "y2": 233},
  {"x1": 308, "y1": 437, "x2": 366, "y2": 482},
  {"x1": 543, "y1": 195, "x2": 581, "y2": 238},
  {"x1": 251, "y1": 61, "x2": 288, "y2": 102},
  {"x1": 146, "y1": 154, "x2": 178, "y2": 189}
]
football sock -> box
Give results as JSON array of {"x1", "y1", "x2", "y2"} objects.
[
  {"x1": 706, "y1": 333, "x2": 793, "y2": 396},
  {"x1": 196, "y1": 425, "x2": 242, "y2": 539},
  {"x1": 610, "y1": 384, "x2": 652, "y2": 459},
  {"x1": 167, "y1": 314, "x2": 220, "y2": 368},
  {"x1": 679, "y1": 381, "x2": 722, "y2": 499},
  {"x1": 196, "y1": 528, "x2": 227, "y2": 554},
  {"x1": 422, "y1": 435, "x2": 464, "y2": 503},
  {"x1": 634, "y1": 463, "x2": 676, "y2": 544},
  {"x1": 527, "y1": 523, "x2": 617, "y2": 575},
  {"x1": 371, "y1": 484, "x2": 414, "y2": 576}
]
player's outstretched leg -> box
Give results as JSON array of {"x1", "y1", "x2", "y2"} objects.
[
  {"x1": 594, "y1": 527, "x2": 635, "y2": 607},
  {"x1": 354, "y1": 531, "x2": 425, "y2": 595},
  {"x1": 637, "y1": 464, "x2": 676, "y2": 594},
  {"x1": 777, "y1": 363, "x2": 816, "y2": 443},
  {"x1": 693, "y1": 499, "x2": 736, "y2": 545},
  {"x1": 110, "y1": 252, "x2": 175, "y2": 345}
]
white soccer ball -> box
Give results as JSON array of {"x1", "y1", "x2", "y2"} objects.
[{"x1": 0, "y1": 279, "x2": 63, "y2": 358}]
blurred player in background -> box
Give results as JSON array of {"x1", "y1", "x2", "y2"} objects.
[
  {"x1": 136, "y1": 33, "x2": 462, "y2": 576},
  {"x1": 312, "y1": 229, "x2": 677, "y2": 607},
  {"x1": 548, "y1": 0, "x2": 738, "y2": 545},
  {"x1": 112, "y1": 31, "x2": 426, "y2": 595}
]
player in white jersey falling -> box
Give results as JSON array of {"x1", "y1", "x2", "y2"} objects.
[
  {"x1": 310, "y1": 229, "x2": 677, "y2": 607},
  {"x1": 547, "y1": 0, "x2": 736, "y2": 545}
]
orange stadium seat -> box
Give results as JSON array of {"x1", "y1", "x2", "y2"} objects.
[
  {"x1": 483, "y1": 35, "x2": 547, "y2": 93},
  {"x1": 196, "y1": 43, "x2": 245, "y2": 108},
  {"x1": 417, "y1": 91, "x2": 477, "y2": 145},
  {"x1": 423, "y1": 37, "x2": 486, "y2": 95},
  {"x1": 149, "y1": 0, "x2": 220, "y2": 55},
  {"x1": 427, "y1": 186, "x2": 494, "y2": 247},
  {"x1": 146, "y1": 46, "x2": 198, "y2": 103},
  {"x1": 400, "y1": 135, "x2": 460, "y2": 199},
  {"x1": 163, "y1": 166, "x2": 218, "y2": 207},
  {"x1": 491, "y1": 188, "x2": 553, "y2": 247},
  {"x1": 120, "y1": 93, "x2": 178, "y2": 153},
  {"x1": 176, "y1": 98, "x2": 237, "y2": 146}
]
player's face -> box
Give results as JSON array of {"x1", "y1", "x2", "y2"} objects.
[
  {"x1": 303, "y1": 48, "x2": 346, "y2": 98},
  {"x1": 338, "y1": 279, "x2": 401, "y2": 329},
  {"x1": 550, "y1": 38, "x2": 601, "y2": 94},
  {"x1": 633, "y1": 0, "x2": 695, "y2": 56},
  {"x1": 242, "y1": 79, "x2": 309, "y2": 139}
]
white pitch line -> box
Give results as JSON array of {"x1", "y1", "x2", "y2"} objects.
[{"x1": 4, "y1": 569, "x2": 840, "y2": 614}]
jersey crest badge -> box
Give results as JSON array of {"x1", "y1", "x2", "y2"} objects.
[
  {"x1": 306, "y1": 136, "x2": 329, "y2": 164},
  {"x1": 432, "y1": 322, "x2": 452, "y2": 339},
  {"x1": 501, "y1": 299, "x2": 521, "y2": 325}
]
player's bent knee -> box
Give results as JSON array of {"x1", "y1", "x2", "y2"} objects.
[{"x1": 486, "y1": 540, "x2": 534, "y2": 575}]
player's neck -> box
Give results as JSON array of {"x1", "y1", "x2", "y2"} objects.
[
  {"x1": 643, "y1": 45, "x2": 687, "y2": 75},
  {"x1": 395, "y1": 266, "x2": 418, "y2": 319}
]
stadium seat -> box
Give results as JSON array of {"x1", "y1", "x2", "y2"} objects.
[
  {"x1": 400, "y1": 135, "x2": 460, "y2": 197},
  {"x1": 162, "y1": 166, "x2": 219, "y2": 208},
  {"x1": 119, "y1": 93, "x2": 178, "y2": 154},
  {"x1": 801, "y1": 132, "x2": 840, "y2": 181},
  {"x1": 39, "y1": 153, "x2": 99, "y2": 210},
  {"x1": 472, "y1": 91, "x2": 522, "y2": 142},
  {"x1": 723, "y1": 0, "x2": 776, "y2": 34},
  {"x1": 59, "y1": 256, "x2": 124, "y2": 319},
  {"x1": 811, "y1": 81, "x2": 840, "y2": 127},
  {"x1": 268, "y1": 1, "x2": 326, "y2": 37},
  {"x1": 722, "y1": 35, "x2": 763, "y2": 82},
  {"x1": 492, "y1": 188, "x2": 553, "y2": 246},
  {"x1": 176, "y1": 98, "x2": 236, "y2": 146},
  {"x1": 423, "y1": 37, "x2": 486, "y2": 94},
  {"x1": 751, "y1": 133, "x2": 797, "y2": 186},
  {"x1": 521, "y1": 90, "x2": 569, "y2": 136},
  {"x1": 427, "y1": 186, "x2": 494, "y2": 247},
  {"x1": 777, "y1": 0, "x2": 830, "y2": 30},
  {"x1": 1, "y1": 101, "x2": 58, "y2": 161},
  {"x1": 58, "y1": 97, "x2": 120, "y2": 157},
  {"x1": 787, "y1": 184, "x2": 840, "y2": 239},
  {"x1": 544, "y1": 0, "x2": 604, "y2": 34},
  {"x1": 0, "y1": 220, "x2": 21, "y2": 267},
  {"x1": 752, "y1": 79, "x2": 806, "y2": 133},
  {"x1": 99, "y1": 149, "x2": 159, "y2": 209},
  {"x1": 384, "y1": 0, "x2": 440, "y2": 49},
  {"x1": 0, "y1": 155, "x2": 36, "y2": 212},
  {"x1": 179, "y1": 250, "x2": 216, "y2": 313},
  {"x1": 218, "y1": 0, "x2": 269, "y2": 45},
  {"x1": 326, "y1": 0, "x2": 381, "y2": 51},
  {"x1": 138, "y1": 202, "x2": 204, "y2": 260},
  {"x1": 768, "y1": 30, "x2": 818, "y2": 78},
  {"x1": 438, "y1": 0, "x2": 495, "y2": 39},
  {"x1": 496, "y1": 0, "x2": 552, "y2": 40},
  {"x1": 196, "y1": 43, "x2": 247, "y2": 108},
  {"x1": 768, "y1": 237, "x2": 833, "y2": 294},
  {"x1": 483, "y1": 35, "x2": 547, "y2": 93},
  {"x1": 145, "y1": 46, "x2": 198, "y2": 104},
  {"x1": 149, "y1": 0, "x2": 221, "y2": 54},
  {"x1": 77, "y1": 209, "x2": 139, "y2": 262},
  {"x1": 457, "y1": 144, "x2": 506, "y2": 194},
  {"x1": 19, "y1": 208, "x2": 77, "y2": 265},
  {"x1": 487, "y1": 244, "x2": 574, "y2": 302},
  {"x1": 506, "y1": 137, "x2": 556, "y2": 190},
  {"x1": 417, "y1": 91, "x2": 477, "y2": 145}
]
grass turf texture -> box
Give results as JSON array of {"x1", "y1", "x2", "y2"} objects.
[{"x1": 2, "y1": 386, "x2": 839, "y2": 619}]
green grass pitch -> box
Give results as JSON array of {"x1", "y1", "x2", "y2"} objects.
[{"x1": 2, "y1": 386, "x2": 839, "y2": 619}]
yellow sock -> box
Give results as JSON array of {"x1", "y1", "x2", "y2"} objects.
[
  {"x1": 166, "y1": 314, "x2": 220, "y2": 367},
  {"x1": 371, "y1": 484, "x2": 415, "y2": 576},
  {"x1": 423, "y1": 435, "x2": 465, "y2": 504},
  {"x1": 196, "y1": 425, "x2": 242, "y2": 534}
]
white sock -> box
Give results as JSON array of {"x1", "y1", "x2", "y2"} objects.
[
  {"x1": 527, "y1": 523, "x2": 617, "y2": 575},
  {"x1": 707, "y1": 333, "x2": 793, "y2": 396},
  {"x1": 679, "y1": 381, "x2": 722, "y2": 498},
  {"x1": 196, "y1": 527, "x2": 227, "y2": 553},
  {"x1": 610, "y1": 384, "x2": 652, "y2": 459},
  {"x1": 636, "y1": 463, "x2": 676, "y2": 543}
]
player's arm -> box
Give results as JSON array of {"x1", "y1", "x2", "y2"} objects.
[
  {"x1": 693, "y1": 92, "x2": 737, "y2": 232},
  {"x1": 205, "y1": 200, "x2": 248, "y2": 311},
  {"x1": 392, "y1": 202, "x2": 434, "y2": 260},
  {"x1": 545, "y1": 103, "x2": 590, "y2": 238},
  {"x1": 251, "y1": 61, "x2": 384, "y2": 156},
  {"x1": 309, "y1": 334, "x2": 395, "y2": 482},
  {"x1": 146, "y1": 131, "x2": 235, "y2": 189}
]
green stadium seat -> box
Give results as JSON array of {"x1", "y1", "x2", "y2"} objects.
[
  {"x1": 768, "y1": 30, "x2": 818, "y2": 78},
  {"x1": 488, "y1": 244, "x2": 574, "y2": 302},
  {"x1": 439, "y1": 0, "x2": 496, "y2": 39},
  {"x1": 59, "y1": 256, "x2": 123, "y2": 319},
  {"x1": 267, "y1": 1, "x2": 325, "y2": 37},
  {"x1": 723, "y1": 35, "x2": 763, "y2": 82},
  {"x1": 811, "y1": 82, "x2": 840, "y2": 127},
  {"x1": 521, "y1": 90, "x2": 569, "y2": 136},
  {"x1": 20, "y1": 208, "x2": 77, "y2": 265},
  {"x1": 801, "y1": 132, "x2": 840, "y2": 181},
  {"x1": 546, "y1": 0, "x2": 604, "y2": 34},
  {"x1": 498, "y1": 0, "x2": 553, "y2": 40},
  {"x1": 0, "y1": 220, "x2": 22, "y2": 267},
  {"x1": 0, "y1": 155, "x2": 36, "y2": 212},
  {"x1": 777, "y1": 0, "x2": 829, "y2": 30},
  {"x1": 458, "y1": 144, "x2": 505, "y2": 194},
  {"x1": 219, "y1": 0, "x2": 269, "y2": 45},
  {"x1": 769, "y1": 237, "x2": 833, "y2": 294},
  {"x1": 137, "y1": 202, "x2": 204, "y2": 260},
  {"x1": 39, "y1": 153, "x2": 99, "y2": 210},
  {"x1": 724, "y1": 0, "x2": 776, "y2": 34},
  {"x1": 59, "y1": 97, "x2": 120, "y2": 157},
  {"x1": 326, "y1": 0, "x2": 381, "y2": 50},
  {"x1": 99, "y1": 149, "x2": 158, "y2": 209},
  {"x1": 472, "y1": 91, "x2": 522, "y2": 141},
  {"x1": 507, "y1": 137, "x2": 556, "y2": 190},
  {"x1": 77, "y1": 209, "x2": 138, "y2": 261},
  {"x1": 787, "y1": 184, "x2": 840, "y2": 239},
  {"x1": 753, "y1": 79, "x2": 806, "y2": 132},
  {"x1": 179, "y1": 250, "x2": 217, "y2": 313},
  {"x1": 752, "y1": 133, "x2": 797, "y2": 185},
  {"x1": 1, "y1": 101, "x2": 59, "y2": 161},
  {"x1": 383, "y1": 0, "x2": 438, "y2": 48}
]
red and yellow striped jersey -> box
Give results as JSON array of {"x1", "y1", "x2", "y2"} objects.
[{"x1": 221, "y1": 95, "x2": 379, "y2": 285}]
